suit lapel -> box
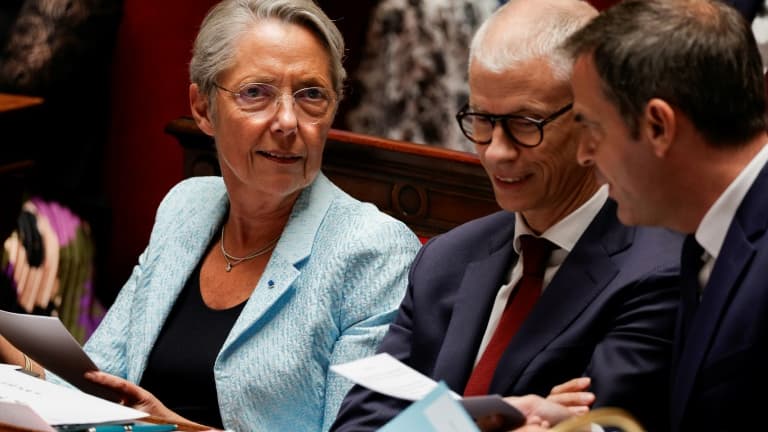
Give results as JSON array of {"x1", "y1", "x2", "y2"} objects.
[
  {"x1": 133, "y1": 183, "x2": 229, "y2": 380},
  {"x1": 670, "y1": 226, "x2": 754, "y2": 427},
  {"x1": 490, "y1": 201, "x2": 627, "y2": 395},
  {"x1": 219, "y1": 173, "x2": 335, "y2": 357},
  {"x1": 432, "y1": 243, "x2": 516, "y2": 391},
  {"x1": 670, "y1": 161, "x2": 768, "y2": 429},
  {"x1": 432, "y1": 214, "x2": 517, "y2": 392}
]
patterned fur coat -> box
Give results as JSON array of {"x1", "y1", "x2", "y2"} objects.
[
  {"x1": 346, "y1": 0, "x2": 500, "y2": 152},
  {"x1": 0, "y1": 0, "x2": 122, "y2": 94}
]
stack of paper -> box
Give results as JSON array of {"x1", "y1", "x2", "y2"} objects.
[{"x1": 0, "y1": 364, "x2": 147, "y2": 431}]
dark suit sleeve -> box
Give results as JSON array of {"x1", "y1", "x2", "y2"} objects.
[
  {"x1": 585, "y1": 269, "x2": 679, "y2": 432},
  {"x1": 330, "y1": 246, "x2": 429, "y2": 431}
]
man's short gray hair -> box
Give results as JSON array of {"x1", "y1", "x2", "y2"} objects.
[{"x1": 469, "y1": 0, "x2": 596, "y2": 82}]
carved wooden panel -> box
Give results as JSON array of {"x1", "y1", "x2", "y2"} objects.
[{"x1": 165, "y1": 117, "x2": 500, "y2": 238}]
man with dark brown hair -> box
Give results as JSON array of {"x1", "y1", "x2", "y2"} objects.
[{"x1": 567, "y1": 1, "x2": 768, "y2": 430}]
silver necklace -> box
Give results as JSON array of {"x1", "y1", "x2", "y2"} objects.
[{"x1": 220, "y1": 224, "x2": 280, "y2": 272}]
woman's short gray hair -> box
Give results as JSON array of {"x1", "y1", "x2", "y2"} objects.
[{"x1": 190, "y1": 0, "x2": 346, "y2": 101}]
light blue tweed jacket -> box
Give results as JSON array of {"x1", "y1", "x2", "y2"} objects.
[{"x1": 82, "y1": 173, "x2": 421, "y2": 431}]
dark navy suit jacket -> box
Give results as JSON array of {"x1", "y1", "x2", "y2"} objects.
[
  {"x1": 332, "y1": 200, "x2": 683, "y2": 432},
  {"x1": 671, "y1": 162, "x2": 768, "y2": 431}
]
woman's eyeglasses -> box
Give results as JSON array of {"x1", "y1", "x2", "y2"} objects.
[{"x1": 215, "y1": 82, "x2": 335, "y2": 125}]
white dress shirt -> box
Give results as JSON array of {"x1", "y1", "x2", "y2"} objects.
[
  {"x1": 695, "y1": 142, "x2": 768, "y2": 291},
  {"x1": 474, "y1": 185, "x2": 609, "y2": 363}
]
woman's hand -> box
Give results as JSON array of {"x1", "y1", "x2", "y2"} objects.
[
  {"x1": 84, "y1": 371, "x2": 182, "y2": 422},
  {"x1": 0, "y1": 335, "x2": 22, "y2": 366},
  {"x1": 547, "y1": 377, "x2": 594, "y2": 416},
  {"x1": 0, "y1": 335, "x2": 43, "y2": 378}
]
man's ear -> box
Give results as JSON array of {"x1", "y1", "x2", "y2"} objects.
[
  {"x1": 190, "y1": 83, "x2": 215, "y2": 137},
  {"x1": 643, "y1": 98, "x2": 676, "y2": 158}
]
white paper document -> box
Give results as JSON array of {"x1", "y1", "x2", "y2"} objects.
[
  {"x1": 331, "y1": 354, "x2": 526, "y2": 429},
  {"x1": 0, "y1": 399, "x2": 56, "y2": 432},
  {"x1": 330, "y1": 353, "x2": 460, "y2": 401},
  {"x1": 0, "y1": 365, "x2": 147, "y2": 426},
  {"x1": 0, "y1": 308, "x2": 120, "y2": 401}
]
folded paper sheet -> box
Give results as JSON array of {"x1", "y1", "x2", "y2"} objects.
[
  {"x1": 0, "y1": 365, "x2": 146, "y2": 426},
  {"x1": 331, "y1": 353, "x2": 460, "y2": 401},
  {"x1": 0, "y1": 309, "x2": 120, "y2": 401}
]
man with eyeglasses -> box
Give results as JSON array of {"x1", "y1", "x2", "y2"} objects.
[{"x1": 332, "y1": 0, "x2": 684, "y2": 430}]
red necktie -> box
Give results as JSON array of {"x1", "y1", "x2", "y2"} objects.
[{"x1": 463, "y1": 235, "x2": 555, "y2": 396}]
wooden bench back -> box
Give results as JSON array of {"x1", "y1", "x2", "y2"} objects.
[{"x1": 165, "y1": 117, "x2": 500, "y2": 238}]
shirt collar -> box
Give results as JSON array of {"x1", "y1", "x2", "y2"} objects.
[
  {"x1": 696, "y1": 142, "x2": 768, "y2": 261},
  {"x1": 514, "y1": 184, "x2": 609, "y2": 254}
]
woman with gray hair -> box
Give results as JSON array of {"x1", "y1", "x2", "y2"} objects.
[{"x1": 0, "y1": 0, "x2": 420, "y2": 430}]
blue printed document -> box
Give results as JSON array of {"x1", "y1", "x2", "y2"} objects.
[{"x1": 379, "y1": 382, "x2": 480, "y2": 432}]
